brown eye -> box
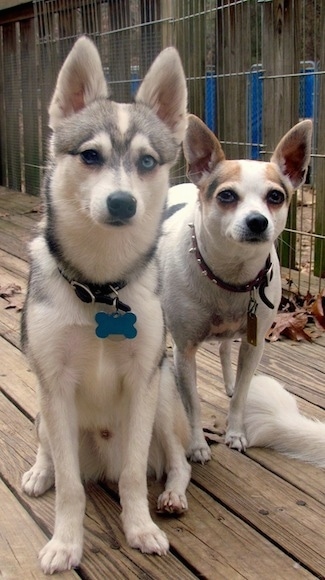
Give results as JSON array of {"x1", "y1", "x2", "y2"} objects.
[
  {"x1": 80, "y1": 149, "x2": 103, "y2": 166},
  {"x1": 217, "y1": 189, "x2": 238, "y2": 204},
  {"x1": 267, "y1": 189, "x2": 285, "y2": 205}
]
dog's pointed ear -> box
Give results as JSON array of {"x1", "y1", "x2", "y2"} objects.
[
  {"x1": 271, "y1": 120, "x2": 313, "y2": 189},
  {"x1": 135, "y1": 47, "x2": 187, "y2": 145},
  {"x1": 49, "y1": 36, "x2": 109, "y2": 130},
  {"x1": 183, "y1": 115, "x2": 225, "y2": 185}
]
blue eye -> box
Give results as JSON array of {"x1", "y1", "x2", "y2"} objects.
[
  {"x1": 80, "y1": 149, "x2": 102, "y2": 165},
  {"x1": 138, "y1": 155, "x2": 157, "y2": 172},
  {"x1": 217, "y1": 189, "x2": 238, "y2": 204}
]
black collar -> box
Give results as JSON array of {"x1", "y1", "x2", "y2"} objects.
[
  {"x1": 189, "y1": 225, "x2": 274, "y2": 308},
  {"x1": 58, "y1": 269, "x2": 131, "y2": 312}
]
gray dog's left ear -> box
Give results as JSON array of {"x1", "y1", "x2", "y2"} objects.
[
  {"x1": 135, "y1": 47, "x2": 187, "y2": 145},
  {"x1": 49, "y1": 36, "x2": 109, "y2": 130},
  {"x1": 271, "y1": 120, "x2": 313, "y2": 189}
]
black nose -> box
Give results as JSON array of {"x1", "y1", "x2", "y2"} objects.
[
  {"x1": 246, "y1": 212, "x2": 268, "y2": 234},
  {"x1": 107, "y1": 191, "x2": 137, "y2": 220}
]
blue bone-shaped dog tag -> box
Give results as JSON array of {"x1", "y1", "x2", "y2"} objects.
[{"x1": 95, "y1": 311, "x2": 137, "y2": 340}]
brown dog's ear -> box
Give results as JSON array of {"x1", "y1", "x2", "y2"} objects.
[
  {"x1": 271, "y1": 120, "x2": 313, "y2": 189},
  {"x1": 183, "y1": 114, "x2": 225, "y2": 185}
]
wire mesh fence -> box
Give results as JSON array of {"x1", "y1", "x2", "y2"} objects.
[{"x1": 0, "y1": 0, "x2": 324, "y2": 293}]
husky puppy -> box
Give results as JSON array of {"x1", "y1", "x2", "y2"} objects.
[
  {"x1": 158, "y1": 114, "x2": 312, "y2": 463},
  {"x1": 245, "y1": 375, "x2": 325, "y2": 468},
  {"x1": 21, "y1": 37, "x2": 191, "y2": 574}
]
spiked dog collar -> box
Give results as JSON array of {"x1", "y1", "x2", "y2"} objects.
[
  {"x1": 58, "y1": 269, "x2": 131, "y2": 312},
  {"x1": 188, "y1": 223, "x2": 274, "y2": 309}
]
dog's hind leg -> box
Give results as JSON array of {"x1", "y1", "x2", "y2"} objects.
[
  {"x1": 174, "y1": 343, "x2": 211, "y2": 463},
  {"x1": 22, "y1": 413, "x2": 55, "y2": 497},
  {"x1": 154, "y1": 359, "x2": 191, "y2": 514},
  {"x1": 219, "y1": 340, "x2": 235, "y2": 397}
]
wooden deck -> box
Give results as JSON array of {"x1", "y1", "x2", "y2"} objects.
[{"x1": 1, "y1": 186, "x2": 325, "y2": 580}]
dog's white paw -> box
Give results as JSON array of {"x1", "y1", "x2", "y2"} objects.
[
  {"x1": 225, "y1": 431, "x2": 247, "y2": 452},
  {"x1": 225, "y1": 382, "x2": 235, "y2": 397},
  {"x1": 187, "y1": 440, "x2": 211, "y2": 464},
  {"x1": 126, "y1": 522, "x2": 169, "y2": 555},
  {"x1": 157, "y1": 490, "x2": 188, "y2": 514},
  {"x1": 22, "y1": 466, "x2": 55, "y2": 497},
  {"x1": 39, "y1": 538, "x2": 82, "y2": 574}
]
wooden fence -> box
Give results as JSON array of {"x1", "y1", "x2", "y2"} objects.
[{"x1": 0, "y1": 0, "x2": 324, "y2": 286}]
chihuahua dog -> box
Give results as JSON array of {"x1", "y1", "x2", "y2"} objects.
[
  {"x1": 21, "y1": 37, "x2": 191, "y2": 573},
  {"x1": 158, "y1": 114, "x2": 312, "y2": 462}
]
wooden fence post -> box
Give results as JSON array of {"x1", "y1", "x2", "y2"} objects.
[
  {"x1": 314, "y1": 5, "x2": 325, "y2": 278},
  {"x1": 20, "y1": 18, "x2": 40, "y2": 195},
  {"x1": 2, "y1": 22, "x2": 21, "y2": 191},
  {"x1": 262, "y1": 0, "x2": 300, "y2": 271},
  {"x1": 216, "y1": 0, "x2": 251, "y2": 160}
]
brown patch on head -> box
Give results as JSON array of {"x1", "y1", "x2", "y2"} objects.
[
  {"x1": 200, "y1": 160, "x2": 242, "y2": 201},
  {"x1": 265, "y1": 164, "x2": 292, "y2": 202}
]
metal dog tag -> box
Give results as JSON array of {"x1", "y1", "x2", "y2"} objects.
[
  {"x1": 247, "y1": 293, "x2": 258, "y2": 347},
  {"x1": 247, "y1": 312, "x2": 257, "y2": 346}
]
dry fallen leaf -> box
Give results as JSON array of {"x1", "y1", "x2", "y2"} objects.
[
  {"x1": 0, "y1": 283, "x2": 24, "y2": 312},
  {"x1": 266, "y1": 289, "x2": 325, "y2": 342},
  {"x1": 0, "y1": 283, "x2": 21, "y2": 299},
  {"x1": 309, "y1": 289, "x2": 325, "y2": 330}
]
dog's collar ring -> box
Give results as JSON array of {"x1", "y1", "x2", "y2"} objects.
[
  {"x1": 70, "y1": 280, "x2": 95, "y2": 304},
  {"x1": 58, "y1": 269, "x2": 131, "y2": 312}
]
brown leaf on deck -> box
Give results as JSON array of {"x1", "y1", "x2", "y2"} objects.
[
  {"x1": 309, "y1": 289, "x2": 325, "y2": 330},
  {"x1": 266, "y1": 289, "x2": 325, "y2": 342},
  {"x1": 0, "y1": 283, "x2": 24, "y2": 312}
]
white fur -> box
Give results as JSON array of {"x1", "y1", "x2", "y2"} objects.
[
  {"x1": 21, "y1": 37, "x2": 190, "y2": 574},
  {"x1": 158, "y1": 114, "x2": 312, "y2": 462},
  {"x1": 245, "y1": 376, "x2": 325, "y2": 468}
]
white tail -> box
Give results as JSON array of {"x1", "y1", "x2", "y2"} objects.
[{"x1": 245, "y1": 375, "x2": 325, "y2": 468}]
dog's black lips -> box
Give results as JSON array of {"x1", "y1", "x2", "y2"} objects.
[
  {"x1": 241, "y1": 235, "x2": 268, "y2": 243},
  {"x1": 107, "y1": 219, "x2": 130, "y2": 227}
]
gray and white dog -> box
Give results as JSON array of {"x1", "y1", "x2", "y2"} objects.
[
  {"x1": 21, "y1": 37, "x2": 191, "y2": 574},
  {"x1": 158, "y1": 114, "x2": 312, "y2": 463}
]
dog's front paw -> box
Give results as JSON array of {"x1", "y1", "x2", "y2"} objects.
[
  {"x1": 187, "y1": 439, "x2": 211, "y2": 464},
  {"x1": 225, "y1": 430, "x2": 247, "y2": 452},
  {"x1": 126, "y1": 522, "x2": 169, "y2": 555},
  {"x1": 39, "y1": 538, "x2": 82, "y2": 574},
  {"x1": 22, "y1": 466, "x2": 55, "y2": 497},
  {"x1": 225, "y1": 382, "x2": 235, "y2": 397},
  {"x1": 157, "y1": 490, "x2": 188, "y2": 514}
]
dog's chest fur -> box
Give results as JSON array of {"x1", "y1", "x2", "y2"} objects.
[{"x1": 189, "y1": 287, "x2": 249, "y2": 344}]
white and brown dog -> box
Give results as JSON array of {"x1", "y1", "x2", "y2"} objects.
[
  {"x1": 21, "y1": 37, "x2": 191, "y2": 573},
  {"x1": 158, "y1": 114, "x2": 312, "y2": 463}
]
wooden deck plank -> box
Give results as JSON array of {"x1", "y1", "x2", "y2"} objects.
[
  {"x1": 0, "y1": 248, "x2": 30, "y2": 278},
  {"x1": 0, "y1": 480, "x2": 78, "y2": 580},
  {"x1": 191, "y1": 446, "x2": 325, "y2": 577}
]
